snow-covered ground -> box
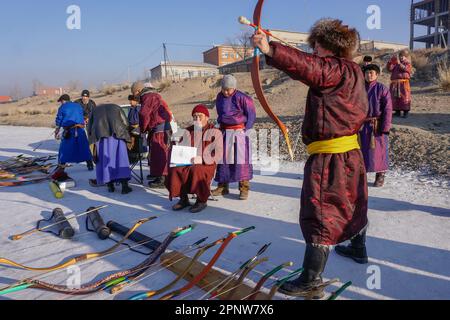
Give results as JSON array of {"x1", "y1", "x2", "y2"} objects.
[{"x1": 0, "y1": 125, "x2": 449, "y2": 300}]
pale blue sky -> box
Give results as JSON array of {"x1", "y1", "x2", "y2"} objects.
[{"x1": 0, "y1": 0, "x2": 413, "y2": 97}]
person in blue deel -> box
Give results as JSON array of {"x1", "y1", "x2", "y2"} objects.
[{"x1": 52, "y1": 94, "x2": 93, "y2": 180}]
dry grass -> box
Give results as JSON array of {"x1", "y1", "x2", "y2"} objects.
[
  {"x1": 159, "y1": 81, "x2": 172, "y2": 92},
  {"x1": 437, "y1": 62, "x2": 450, "y2": 91}
]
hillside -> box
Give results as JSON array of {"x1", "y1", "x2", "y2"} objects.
[{"x1": 1, "y1": 51, "x2": 449, "y2": 180}]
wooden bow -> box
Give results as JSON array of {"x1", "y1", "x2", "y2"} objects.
[{"x1": 251, "y1": 0, "x2": 294, "y2": 160}]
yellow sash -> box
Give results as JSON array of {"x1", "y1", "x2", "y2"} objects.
[{"x1": 307, "y1": 134, "x2": 360, "y2": 155}]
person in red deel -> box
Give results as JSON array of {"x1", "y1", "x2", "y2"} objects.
[
  {"x1": 165, "y1": 105, "x2": 219, "y2": 213},
  {"x1": 131, "y1": 81, "x2": 173, "y2": 189},
  {"x1": 253, "y1": 18, "x2": 369, "y2": 298}
]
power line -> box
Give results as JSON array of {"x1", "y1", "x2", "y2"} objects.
[
  {"x1": 164, "y1": 42, "x2": 213, "y2": 48},
  {"x1": 109, "y1": 46, "x2": 162, "y2": 83}
]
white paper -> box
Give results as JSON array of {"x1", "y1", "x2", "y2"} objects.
[{"x1": 170, "y1": 145, "x2": 197, "y2": 167}]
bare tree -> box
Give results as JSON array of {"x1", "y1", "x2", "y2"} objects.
[{"x1": 225, "y1": 31, "x2": 254, "y2": 60}]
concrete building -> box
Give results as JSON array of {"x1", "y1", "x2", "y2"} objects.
[
  {"x1": 360, "y1": 40, "x2": 409, "y2": 52},
  {"x1": 33, "y1": 86, "x2": 65, "y2": 97},
  {"x1": 203, "y1": 45, "x2": 254, "y2": 66},
  {"x1": 267, "y1": 29, "x2": 312, "y2": 52},
  {"x1": 150, "y1": 61, "x2": 218, "y2": 82},
  {"x1": 218, "y1": 56, "x2": 266, "y2": 75},
  {"x1": 410, "y1": 0, "x2": 450, "y2": 49},
  {"x1": 268, "y1": 29, "x2": 408, "y2": 53}
]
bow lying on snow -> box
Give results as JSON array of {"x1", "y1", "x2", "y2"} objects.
[
  {"x1": 158, "y1": 226, "x2": 256, "y2": 300},
  {"x1": 249, "y1": 0, "x2": 294, "y2": 161},
  {"x1": 243, "y1": 261, "x2": 293, "y2": 300},
  {"x1": 0, "y1": 217, "x2": 156, "y2": 272},
  {"x1": 200, "y1": 243, "x2": 271, "y2": 300},
  {"x1": 0, "y1": 225, "x2": 195, "y2": 296},
  {"x1": 107, "y1": 237, "x2": 209, "y2": 295}
]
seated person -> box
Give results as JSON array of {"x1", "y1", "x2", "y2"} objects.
[{"x1": 166, "y1": 105, "x2": 220, "y2": 213}]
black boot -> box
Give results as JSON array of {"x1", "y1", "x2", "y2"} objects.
[
  {"x1": 374, "y1": 173, "x2": 385, "y2": 187},
  {"x1": 148, "y1": 176, "x2": 166, "y2": 189},
  {"x1": 172, "y1": 194, "x2": 191, "y2": 211},
  {"x1": 189, "y1": 200, "x2": 207, "y2": 213},
  {"x1": 107, "y1": 182, "x2": 115, "y2": 193},
  {"x1": 121, "y1": 179, "x2": 133, "y2": 195},
  {"x1": 403, "y1": 111, "x2": 409, "y2": 119},
  {"x1": 335, "y1": 230, "x2": 368, "y2": 264},
  {"x1": 279, "y1": 244, "x2": 330, "y2": 299},
  {"x1": 87, "y1": 160, "x2": 94, "y2": 171},
  {"x1": 394, "y1": 111, "x2": 401, "y2": 117}
]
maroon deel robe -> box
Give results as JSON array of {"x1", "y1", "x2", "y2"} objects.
[
  {"x1": 139, "y1": 91, "x2": 172, "y2": 177},
  {"x1": 166, "y1": 123, "x2": 218, "y2": 203},
  {"x1": 266, "y1": 42, "x2": 369, "y2": 245}
]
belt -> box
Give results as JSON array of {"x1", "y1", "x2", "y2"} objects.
[
  {"x1": 152, "y1": 122, "x2": 171, "y2": 133},
  {"x1": 64, "y1": 124, "x2": 85, "y2": 130},
  {"x1": 221, "y1": 123, "x2": 246, "y2": 130},
  {"x1": 307, "y1": 134, "x2": 360, "y2": 155}
]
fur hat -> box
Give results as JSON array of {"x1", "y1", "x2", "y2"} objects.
[{"x1": 307, "y1": 18, "x2": 360, "y2": 59}]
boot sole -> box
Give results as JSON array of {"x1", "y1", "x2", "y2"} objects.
[
  {"x1": 278, "y1": 278, "x2": 339, "y2": 299},
  {"x1": 172, "y1": 204, "x2": 192, "y2": 211},
  {"x1": 189, "y1": 205, "x2": 207, "y2": 213},
  {"x1": 211, "y1": 192, "x2": 229, "y2": 197},
  {"x1": 278, "y1": 287, "x2": 324, "y2": 299},
  {"x1": 335, "y1": 249, "x2": 369, "y2": 264}
]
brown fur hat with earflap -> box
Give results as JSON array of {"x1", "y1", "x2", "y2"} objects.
[{"x1": 307, "y1": 18, "x2": 360, "y2": 59}]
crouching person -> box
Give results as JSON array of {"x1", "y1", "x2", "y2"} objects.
[
  {"x1": 166, "y1": 105, "x2": 220, "y2": 213},
  {"x1": 88, "y1": 104, "x2": 132, "y2": 194}
]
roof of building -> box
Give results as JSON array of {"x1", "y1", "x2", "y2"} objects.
[
  {"x1": 202, "y1": 45, "x2": 251, "y2": 55},
  {"x1": 151, "y1": 61, "x2": 218, "y2": 70},
  {"x1": 0, "y1": 96, "x2": 12, "y2": 101},
  {"x1": 361, "y1": 39, "x2": 409, "y2": 47}
]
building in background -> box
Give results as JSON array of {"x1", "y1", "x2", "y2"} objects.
[
  {"x1": 217, "y1": 30, "x2": 409, "y2": 75},
  {"x1": 0, "y1": 96, "x2": 12, "y2": 104},
  {"x1": 266, "y1": 29, "x2": 312, "y2": 52},
  {"x1": 203, "y1": 45, "x2": 254, "y2": 66},
  {"x1": 269, "y1": 29, "x2": 408, "y2": 53},
  {"x1": 150, "y1": 61, "x2": 218, "y2": 82},
  {"x1": 410, "y1": 0, "x2": 449, "y2": 49},
  {"x1": 33, "y1": 86, "x2": 65, "y2": 97},
  {"x1": 360, "y1": 40, "x2": 409, "y2": 52}
]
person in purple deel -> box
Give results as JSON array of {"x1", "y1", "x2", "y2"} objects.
[
  {"x1": 359, "y1": 64, "x2": 393, "y2": 187},
  {"x1": 212, "y1": 75, "x2": 256, "y2": 201}
]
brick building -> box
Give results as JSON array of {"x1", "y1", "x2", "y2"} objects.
[{"x1": 203, "y1": 45, "x2": 254, "y2": 66}]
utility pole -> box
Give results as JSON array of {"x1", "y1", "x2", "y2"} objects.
[{"x1": 163, "y1": 43, "x2": 169, "y2": 80}]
